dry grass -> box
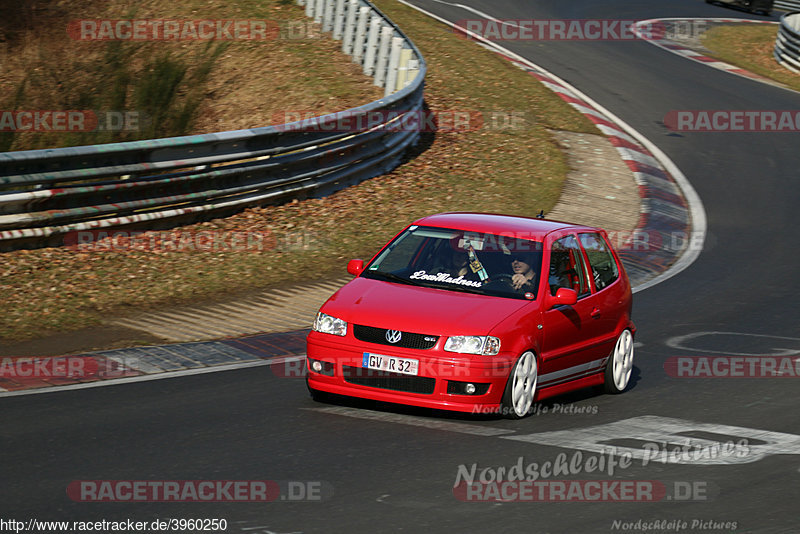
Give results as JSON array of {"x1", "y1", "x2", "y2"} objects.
[
  {"x1": 702, "y1": 23, "x2": 800, "y2": 91},
  {"x1": 0, "y1": 0, "x2": 596, "y2": 342},
  {"x1": 0, "y1": 0, "x2": 383, "y2": 150}
]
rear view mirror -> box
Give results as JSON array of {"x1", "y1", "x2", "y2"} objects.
[
  {"x1": 547, "y1": 287, "x2": 577, "y2": 309},
  {"x1": 347, "y1": 259, "x2": 364, "y2": 276}
]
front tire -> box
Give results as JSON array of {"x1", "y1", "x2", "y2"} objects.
[
  {"x1": 501, "y1": 351, "x2": 538, "y2": 418},
  {"x1": 604, "y1": 329, "x2": 634, "y2": 393}
]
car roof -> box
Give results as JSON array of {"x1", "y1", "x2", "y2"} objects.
[{"x1": 411, "y1": 212, "x2": 596, "y2": 239}]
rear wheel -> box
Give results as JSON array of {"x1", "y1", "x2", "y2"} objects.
[
  {"x1": 501, "y1": 351, "x2": 538, "y2": 418},
  {"x1": 604, "y1": 329, "x2": 633, "y2": 393}
]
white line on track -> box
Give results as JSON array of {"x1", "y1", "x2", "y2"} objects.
[
  {"x1": 396, "y1": 0, "x2": 707, "y2": 294},
  {"x1": 0, "y1": 355, "x2": 305, "y2": 398}
]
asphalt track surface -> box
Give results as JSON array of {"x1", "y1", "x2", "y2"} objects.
[{"x1": 3, "y1": 1, "x2": 799, "y2": 533}]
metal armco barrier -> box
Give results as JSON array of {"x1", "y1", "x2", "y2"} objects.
[
  {"x1": 774, "y1": 12, "x2": 800, "y2": 72},
  {"x1": 0, "y1": 0, "x2": 425, "y2": 249},
  {"x1": 776, "y1": 1, "x2": 800, "y2": 11}
]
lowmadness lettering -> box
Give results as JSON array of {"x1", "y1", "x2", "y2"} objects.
[{"x1": 409, "y1": 270, "x2": 483, "y2": 288}]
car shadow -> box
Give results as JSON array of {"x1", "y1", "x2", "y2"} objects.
[{"x1": 305, "y1": 364, "x2": 642, "y2": 422}]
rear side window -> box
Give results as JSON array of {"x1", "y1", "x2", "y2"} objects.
[{"x1": 579, "y1": 233, "x2": 619, "y2": 291}]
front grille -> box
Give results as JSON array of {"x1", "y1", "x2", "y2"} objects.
[
  {"x1": 342, "y1": 365, "x2": 435, "y2": 394},
  {"x1": 353, "y1": 324, "x2": 438, "y2": 349}
]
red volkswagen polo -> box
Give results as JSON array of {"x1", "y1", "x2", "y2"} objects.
[{"x1": 306, "y1": 213, "x2": 635, "y2": 418}]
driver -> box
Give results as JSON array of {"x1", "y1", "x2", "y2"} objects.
[{"x1": 510, "y1": 253, "x2": 538, "y2": 291}]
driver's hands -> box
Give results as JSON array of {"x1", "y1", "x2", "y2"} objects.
[{"x1": 511, "y1": 274, "x2": 529, "y2": 290}]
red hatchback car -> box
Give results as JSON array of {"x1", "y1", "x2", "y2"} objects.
[{"x1": 306, "y1": 213, "x2": 635, "y2": 418}]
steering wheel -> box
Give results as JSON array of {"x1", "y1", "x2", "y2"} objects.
[{"x1": 487, "y1": 273, "x2": 516, "y2": 289}]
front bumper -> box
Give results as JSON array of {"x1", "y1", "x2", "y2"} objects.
[{"x1": 306, "y1": 331, "x2": 517, "y2": 413}]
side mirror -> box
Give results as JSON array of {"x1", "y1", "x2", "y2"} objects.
[
  {"x1": 547, "y1": 287, "x2": 577, "y2": 309},
  {"x1": 347, "y1": 259, "x2": 364, "y2": 276}
]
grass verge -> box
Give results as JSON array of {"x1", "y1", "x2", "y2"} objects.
[
  {"x1": 701, "y1": 23, "x2": 800, "y2": 92},
  {"x1": 0, "y1": 0, "x2": 382, "y2": 151},
  {"x1": 0, "y1": 0, "x2": 596, "y2": 342}
]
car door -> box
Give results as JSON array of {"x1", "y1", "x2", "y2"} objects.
[
  {"x1": 539, "y1": 232, "x2": 607, "y2": 387},
  {"x1": 577, "y1": 231, "x2": 626, "y2": 360}
]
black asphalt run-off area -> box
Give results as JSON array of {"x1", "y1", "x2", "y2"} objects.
[{"x1": 3, "y1": 1, "x2": 799, "y2": 532}]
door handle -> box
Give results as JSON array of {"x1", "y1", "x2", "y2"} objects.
[{"x1": 590, "y1": 307, "x2": 601, "y2": 319}]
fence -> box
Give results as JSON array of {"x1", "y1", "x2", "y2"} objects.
[
  {"x1": 774, "y1": 12, "x2": 800, "y2": 72},
  {"x1": 775, "y1": 1, "x2": 800, "y2": 11},
  {"x1": 0, "y1": 0, "x2": 426, "y2": 250}
]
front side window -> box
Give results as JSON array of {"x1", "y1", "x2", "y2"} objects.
[
  {"x1": 578, "y1": 232, "x2": 619, "y2": 291},
  {"x1": 362, "y1": 226, "x2": 543, "y2": 300},
  {"x1": 548, "y1": 235, "x2": 589, "y2": 296}
]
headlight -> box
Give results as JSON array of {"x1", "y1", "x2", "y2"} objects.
[
  {"x1": 444, "y1": 336, "x2": 501, "y2": 355},
  {"x1": 313, "y1": 312, "x2": 347, "y2": 336}
]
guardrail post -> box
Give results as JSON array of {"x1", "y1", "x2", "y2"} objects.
[
  {"x1": 374, "y1": 26, "x2": 394, "y2": 88},
  {"x1": 333, "y1": 0, "x2": 346, "y2": 39},
  {"x1": 297, "y1": 0, "x2": 306, "y2": 6},
  {"x1": 323, "y1": 0, "x2": 335, "y2": 33},
  {"x1": 406, "y1": 56, "x2": 420, "y2": 86},
  {"x1": 305, "y1": 0, "x2": 314, "y2": 17},
  {"x1": 342, "y1": 0, "x2": 358, "y2": 54},
  {"x1": 395, "y1": 48, "x2": 412, "y2": 91},
  {"x1": 363, "y1": 16, "x2": 381, "y2": 76},
  {"x1": 384, "y1": 37, "x2": 404, "y2": 97},
  {"x1": 314, "y1": 0, "x2": 325, "y2": 23},
  {"x1": 353, "y1": 6, "x2": 370, "y2": 63}
]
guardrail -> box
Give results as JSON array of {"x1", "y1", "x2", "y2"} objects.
[
  {"x1": 774, "y1": 12, "x2": 800, "y2": 72},
  {"x1": 0, "y1": 0, "x2": 425, "y2": 249},
  {"x1": 776, "y1": 1, "x2": 800, "y2": 11}
]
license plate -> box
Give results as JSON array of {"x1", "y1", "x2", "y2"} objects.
[{"x1": 362, "y1": 352, "x2": 419, "y2": 376}]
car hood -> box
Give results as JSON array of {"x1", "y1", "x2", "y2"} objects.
[{"x1": 319, "y1": 276, "x2": 535, "y2": 336}]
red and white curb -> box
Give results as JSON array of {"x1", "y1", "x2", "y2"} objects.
[
  {"x1": 633, "y1": 18, "x2": 780, "y2": 85},
  {"x1": 397, "y1": 0, "x2": 706, "y2": 293}
]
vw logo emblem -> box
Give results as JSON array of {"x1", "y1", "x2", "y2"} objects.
[{"x1": 385, "y1": 329, "x2": 402, "y2": 344}]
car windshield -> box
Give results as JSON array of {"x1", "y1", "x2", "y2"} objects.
[{"x1": 362, "y1": 225, "x2": 544, "y2": 300}]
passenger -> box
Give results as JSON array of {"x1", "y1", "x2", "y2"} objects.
[{"x1": 435, "y1": 249, "x2": 477, "y2": 279}]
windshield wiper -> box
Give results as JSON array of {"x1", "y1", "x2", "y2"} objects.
[
  {"x1": 364, "y1": 270, "x2": 418, "y2": 286},
  {"x1": 423, "y1": 281, "x2": 486, "y2": 295}
]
